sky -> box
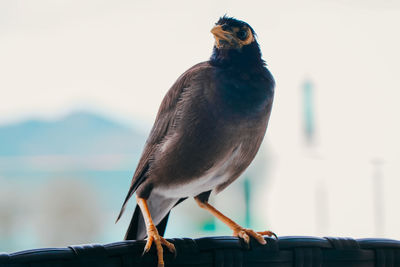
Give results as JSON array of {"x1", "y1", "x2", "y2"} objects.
[{"x1": 1, "y1": 0, "x2": 400, "y2": 240}]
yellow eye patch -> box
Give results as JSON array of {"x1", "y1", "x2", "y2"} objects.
[{"x1": 237, "y1": 28, "x2": 254, "y2": 46}]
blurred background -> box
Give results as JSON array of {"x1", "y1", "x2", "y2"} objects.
[{"x1": 1, "y1": 0, "x2": 400, "y2": 252}]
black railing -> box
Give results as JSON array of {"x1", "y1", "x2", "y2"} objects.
[{"x1": 1, "y1": 236, "x2": 400, "y2": 266}]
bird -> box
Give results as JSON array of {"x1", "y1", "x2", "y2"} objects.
[{"x1": 116, "y1": 16, "x2": 275, "y2": 267}]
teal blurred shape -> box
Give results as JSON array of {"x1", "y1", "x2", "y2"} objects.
[
  {"x1": 202, "y1": 219, "x2": 216, "y2": 232},
  {"x1": 244, "y1": 177, "x2": 251, "y2": 228},
  {"x1": 302, "y1": 79, "x2": 315, "y2": 144},
  {"x1": 0, "y1": 112, "x2": 145, "y2": 156}
]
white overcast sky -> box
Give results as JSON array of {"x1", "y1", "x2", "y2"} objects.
[
  {"x1": 1, "y1": 0, "x2": 400, "y2": 238},
  {"x1": 1, "y1": 0, "x2": 399, "y2": 159}
]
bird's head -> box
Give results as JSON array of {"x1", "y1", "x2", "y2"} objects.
[
  {"x1": 210, "y1": 16, "x2": 264, "y2": 68},
  {"x1": 211, "y1": 16, "x2": 255, "y2": 50}
]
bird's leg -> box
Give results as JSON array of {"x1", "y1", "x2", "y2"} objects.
[
  {"x1": 194, "y1": 197, "x2": 276, "y2": 245},
  {"x1": 136, "y1": 196, "x2": 176, "y2": 267}
]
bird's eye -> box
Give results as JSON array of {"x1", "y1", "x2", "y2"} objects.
[
  {"x1": 221, "y1": 24, "x2": 229, "y2": 31},
  {"x1": 237, "y1": 30, "x2": 248, "y2": 40}
]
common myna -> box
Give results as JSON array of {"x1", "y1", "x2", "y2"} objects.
[{"x1": 116, "y1": 16, "x2": 275, "y2": 266}]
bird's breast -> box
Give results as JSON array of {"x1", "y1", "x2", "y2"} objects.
[{"x1": 212, "y1": 68, "x2": 274, "y2": 117}]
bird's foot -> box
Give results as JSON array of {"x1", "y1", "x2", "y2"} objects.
[
  {"x1": 143, "y1": 224, "x2": 176, "y2": 267},
  {"x1": 233, "y1": 227, "x2": 277, "y2": 245}
]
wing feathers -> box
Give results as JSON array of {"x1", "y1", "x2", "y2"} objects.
[{"x1": 116, "y1": 62, "x2": 211, "y2": 221}]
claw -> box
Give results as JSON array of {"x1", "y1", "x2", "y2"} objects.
[
  {"x1": 258, "y1": 230, "x2": 278, "y2": 240},
  {"x1": 236, "y1": 229, "x2": 251, "y2": 244},
  {"x1": 142, "y1": 235, "x2": 154, "y2": 255},
  {"x1": 161, "y1": 237, "x2": 176, "y2": 256},
  {"x1": 233, "y1": 228, "x2": 276, "y2": 245},
  {"x1": 142, "y1": 225, "x2": 176, "y2": 267}
]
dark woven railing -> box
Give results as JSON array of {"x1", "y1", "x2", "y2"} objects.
[{"x1": 1, "y1": 236, "x2": 400, "y2": 266}]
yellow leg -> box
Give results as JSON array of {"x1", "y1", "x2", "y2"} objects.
[
  {"x1": 195, "y1": 198, "x2": 277, "y2": 245},
  {"x1": 137, "y1": 197, "x2": 176, "y2": 267}
]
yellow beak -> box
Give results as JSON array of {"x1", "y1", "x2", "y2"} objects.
[{"x1": 211, "y1": 25, "x2": 233, "y2": 48}]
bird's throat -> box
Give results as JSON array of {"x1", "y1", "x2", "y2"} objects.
[{"x1": 210, "y1": 42, "x2": 265, "y2": 69}]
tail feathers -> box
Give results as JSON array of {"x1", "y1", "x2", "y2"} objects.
[
  {"x1": 116, "y1": 164, "x2": 149, "y2": 223},
  {"x1": 124, "y1": 205, "x2": 171, "y2": 240},
  {"x1": 124, "y1": 204, "x2": 146, "y2": 240},
  {"x1": 115, "y1": 207, "x2": 125, "y2": 224},
  {"x1": 115, "y1": 187, "x2": 136, "y2": 223}
]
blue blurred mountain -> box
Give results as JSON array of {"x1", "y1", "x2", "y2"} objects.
[{"x1": 0, "y1": 112, "x2": 146, "y2": 156}]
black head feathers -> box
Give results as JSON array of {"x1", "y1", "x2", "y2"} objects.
[{"x1": 210, "y1": 16, "x2": 265, "y2": 69}]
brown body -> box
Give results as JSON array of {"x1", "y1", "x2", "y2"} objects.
[
  {"x1": 139, "y1": 61, "x2": 272, "y2": 197},
  {"x1": 117, "y1": 19, "x2": 276, "y2": 261},
  {"x1": 118, "y1": 60, "x2": 274, "y2": 239}
]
